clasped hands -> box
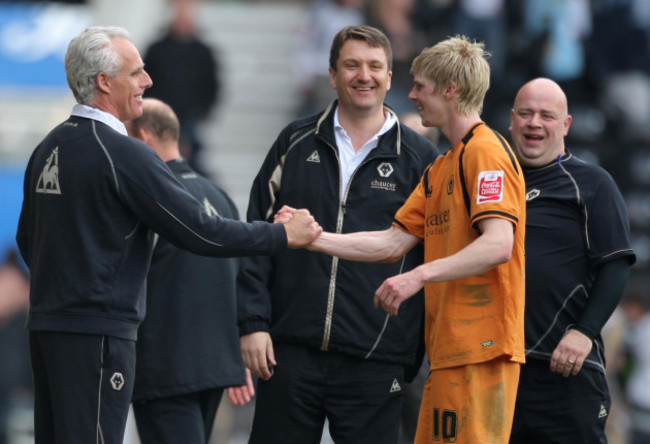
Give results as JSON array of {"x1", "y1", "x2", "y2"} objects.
[
  {"x1": 280, "y1": 205, "x2": 322, "y2": 248},
  {"x1": 276, "y1": 205, "x2": 418, "y2": 316}
]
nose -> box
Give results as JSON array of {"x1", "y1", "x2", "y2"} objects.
[
  {"x1": 408, "y1": 86, "x2": 416, "y2": 101},
  {"x1": 143, "y1": 70, "x2": 153, "y2": 89},
  {"x1": 528, "y1": 112, "x2": 542, "y2": 127},
  {"x1": 358, "y1": 65, "x2": 371, "y2": 81}
]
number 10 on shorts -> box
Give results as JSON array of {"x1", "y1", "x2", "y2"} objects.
[{"x1": 432, "y1": 408, "x2": 457, "y2": 442}]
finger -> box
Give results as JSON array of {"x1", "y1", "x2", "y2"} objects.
[
  {"x1": 570, "y1": 359, "x2": 582, "y2": 376},
  {"x1": 267, "y1": 345, "x2": 277, "y2": 367},
  {"x1": 274, "y1": 214, "x2": 292, "y2": 224},
  {"x1": 278, "y1": 205, "x2": 296, "y2": 214},
  {"x1": 549, "y1": 350, "x2": 562, "y2": 373},
  {"x1": 229, "y1": 388, "x2": 243, "y2": 406},
  {"x1": 234, "y1": 387, "x2": 249, "y2": 405},
  {"x1": 226, "y1": 389, "x2": 237, "y2": 405}
]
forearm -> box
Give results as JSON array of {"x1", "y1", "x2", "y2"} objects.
[
  {"x1": 309, "y1": 226, "x2": 416, "y2": 263},
  {"x1": 415, "y1": 218, "x2": 514, "y2": 285},
  {"x1": 574, "y1": 257, "x2": 631, "y2": 339}
]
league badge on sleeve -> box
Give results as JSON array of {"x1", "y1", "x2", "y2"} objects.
[{"x1": 477, "y1": 170, "x2": 504, "y2": 204}]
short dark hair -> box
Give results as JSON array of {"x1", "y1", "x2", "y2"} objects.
[{"x1": 329, "y1": 25, "x2": 393, "y2": 72}]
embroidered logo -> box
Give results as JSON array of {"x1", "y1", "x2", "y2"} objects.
[
  {"x1": 377, "y1": 162, "x2": 394, "y2": 178},
  {"x1": 481, "y1": 340, "x2": 495, "y2": 347},
  {"x1": 307, "y1": 151, "x2": 320, "y2": 163},
  {"x1": 598, "y1": 404, "x2": 608, "y2": 418},
  {"x1": 203, "y1": 197, "x2": 219, "y2": 216},
  {"x1": 36, "y1": 147, "x2": 61, "y2": 194},
  {"x1": 390, "y1": 378, "x2": 402, "y2": 393},
  {"x1": 447, "y1": 175, "x2": 454, "y2": 195},
  {"x1": 110, "y1": 372, "x2": 125, "y2": 391},
  {"x1": 526, "y1": 189, "x2": 540, "y2": 201},
  {"x1": 476, "y1": 170, "x2": 504, "y2": 204}
]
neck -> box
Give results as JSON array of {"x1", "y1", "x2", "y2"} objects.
[
  {"x1": 154, "y1": 141, "x2": 182, "y2": 163},
  {"x1": 443, "y1": 113, "x2": 482, "y2": 147},
  {"x1": 337, "y1": 105, "x2": 387, "y2": 151}
]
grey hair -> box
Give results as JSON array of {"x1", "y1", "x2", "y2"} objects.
[{"x1": 64, "y1": 26, "x2": 132, "y2": 105}]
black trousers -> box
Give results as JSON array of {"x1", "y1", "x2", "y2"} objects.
[
  {"x1": 510, "y1": 359, "x2": 610, "y2": 444},
  {"x1": 132, "y1": 387, "x2": 224, "y2": 444},
  {"x1": 29, "y1": 331, "x2": 135, "y2": 444},
  {"x1": 249, "y1": 343, "x2": 405, "y2": 444}
]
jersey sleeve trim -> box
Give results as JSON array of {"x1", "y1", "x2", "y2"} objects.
[{"x1": 471, "y1": 210, "x2": 519, "y2": 226}]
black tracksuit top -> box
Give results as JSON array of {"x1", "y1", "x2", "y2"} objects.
[
  {"x1": 237, "y1": 102, "x2": 439, "y2": 367},
  {"x1": 17, "y1": 112, "x2": 286, "y2": 341}
]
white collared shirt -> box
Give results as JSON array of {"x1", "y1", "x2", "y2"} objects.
[
  {"x1": 334, "y1": 107, "x2": 397, "y2": 198},
  {"x1": 70, "y1": 103, "x2": 128, "y2": 136}
]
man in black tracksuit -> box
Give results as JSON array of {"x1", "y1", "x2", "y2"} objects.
[
  {"x1": 508, "y1": 78, "x2": 636, "y2": 443},
  {"x1": 127, "y1": 99, "x2": 254, "y2": 443},
  {"x1": 237, "y1": 26, "x2": 438, "y2": 444},
  {"x1": 15, "y1": 26, "x2": 319, "y2": 444}
]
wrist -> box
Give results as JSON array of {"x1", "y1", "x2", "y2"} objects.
[{"x1": 570, "y1": 324, "x2": 596, "y2": 341}]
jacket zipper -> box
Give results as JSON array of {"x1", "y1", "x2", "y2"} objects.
[{"x1": 321, "y1": 147, "x2": 389, "y2": 351}]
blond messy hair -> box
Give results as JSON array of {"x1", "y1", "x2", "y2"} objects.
[{"x1": 411, "y1": 35, "x2": 491, "y2": 116}]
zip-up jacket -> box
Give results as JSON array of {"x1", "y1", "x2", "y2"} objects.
[
  {"x1": 237, "y1": 102, "x2": 438, "y2": 366},
  {"x1": 16, "y1": 115, "x2": 286, "y2": 341}
]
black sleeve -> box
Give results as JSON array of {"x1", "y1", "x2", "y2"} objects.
[
  {"x1": 237, "y1": 132, "x2": 288, "y2": 335},
  {"x1": 15, "y1": 153, "x2": 36, "y2": 267},
  {"x1": 573, "y1": 257, "x2": 632, "y2": 339},
  {"x1": 115, "y1": 142, "x2": 287, "y2": 258}
]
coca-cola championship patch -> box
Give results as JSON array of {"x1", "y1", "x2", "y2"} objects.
[{"x1": 476, "y1": 170, "x2": 504, "y2": 204}]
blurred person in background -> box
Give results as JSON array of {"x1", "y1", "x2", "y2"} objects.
[
  {"x1": 508, "y1": 78, "x2": 636, "y2": 443},
  {"x1": 238, "y1": 25, "x2": 437, "y2": 444},
  {"x1": 0, "y1": 250, "x2": 31, "y2": 444},
  {"x1": 619, "y1": 272, "x2": 650, "y2": 444},
  {"x1": 16, "y1": 25, "x2": 320, "y2": 444},
  {"x1": 126, "y1": 98, "x2": 254, "y2": 444},
  {"x1": 143, "y1": 0, "x2": 220, "y2": 175},
  {"x1": 292, "y1": 0, "x2": 367, "y2": 117},
  {"x1": 366, "y1": 0, "x2": 429, "y2": 115}
]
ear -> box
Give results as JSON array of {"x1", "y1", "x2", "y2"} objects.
[
  {"x1": 329, "y1": 66, "x2": 336, "y2": 89},
  {"x1": 138, "y1": 127, "x2": 156, "y2": 146},
  {"x1": 444, "y1": 83, "x2": 457, "y2": 100},
  {"x1": 563, "y1": 114, "x2": 573, "y2": 137},
  {"x1": 96, "y1": 72, "x2": 111, "y2": 94}
]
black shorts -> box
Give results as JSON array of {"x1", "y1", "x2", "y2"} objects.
[
  {"x1": 29, "y1": 331, "x2": 135, "y2": 444},
  {"x1": 510, "y1": 359, "x2": 610, "y2": 444},
  {"x1": 249, "y1": 343, "x2": 405, "y2": 444}
]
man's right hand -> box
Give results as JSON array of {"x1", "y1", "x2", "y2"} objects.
[
  {"x1": 241, "y1": 331, "x2": 276, "y2": 381},
  {"x1": 283, "y1": 208, "x2": 322, "y2": 248}
]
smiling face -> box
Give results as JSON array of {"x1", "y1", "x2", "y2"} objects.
[
  {"x1": 509, "y1": 78, "x2": 572, "y2": 167},
  {"x1": 408, "y1": 72, "x2": 447, "y2": 129},
  {"x1": 329, "y1": 38, "x2": 391, "y2": 115},
  {"x1": 97, "y1": 37, "x2": 152, "y2": 122}
]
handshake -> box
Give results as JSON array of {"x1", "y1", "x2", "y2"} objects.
[{"x1": 278, "y1": 205, "x2": 323, "y2": 248}]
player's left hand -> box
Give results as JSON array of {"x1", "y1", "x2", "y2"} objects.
[
  {"x1": 374, "y1": 269, "x2": 424, "y2": 316},
  {"x1": 550, "y1": 329, "x2": 593, "y2": 377}
]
